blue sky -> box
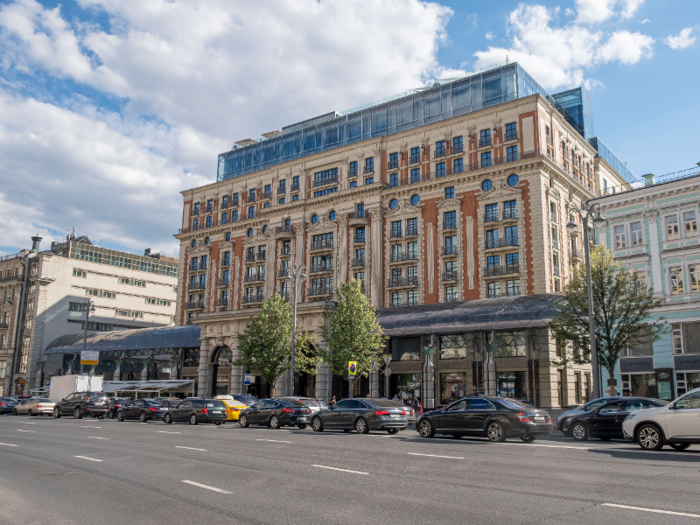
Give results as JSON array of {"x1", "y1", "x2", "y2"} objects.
[{"x1": 0, "y1": 0, "x2": 697, "y2": 256}]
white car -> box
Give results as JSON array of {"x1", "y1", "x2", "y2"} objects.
[
  {"x1": 13, "y1": 398, "x2": 55, "y2": 416},
  {"x1": 622, "y1": 387, "x2": 700, "y2": 451}
]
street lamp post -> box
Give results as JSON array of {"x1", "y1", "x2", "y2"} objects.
[
  {"x1": 567, "y1": 202, "x2": 606, "y2": 399},
  {"x1": 285, "y1": 266, "x2": 306, "y2": 397},
  {"x1": 82, "y1": 300, "x2": 96, "y2": 374}
]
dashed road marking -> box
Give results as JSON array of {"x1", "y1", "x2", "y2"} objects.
[
  {"x1": 175, "y1": 446, "x2": 207, "y2": 452},
  {"x1": 311, "y1": 465, "x2": 369, "y2": 475},
  {"x1": 81, "y1": 426, "x2": 101, "y2": 428},
  {"x1": 157, "y1": 431, "x2": 181, "y2": 434},
  {"x1": 0, "y1": 443, "x2": 18, "y2": 447},
  {"x1": 75, "y1": 456, "x2": 103, "y2": 462},
  {"x1": 408, "y1": 452, "x2": 464, "y2": 460},
  {"x1": 602, "y1": 503, "x2": 700, "y2": 518},
  {"x1": 182, "y1": 480, "x2": 231, "y2": 494},
  {"x1": 17, "y1": 429, "x2": 34, "y2": 433},
  {"x1": 256, "y1": 439, "x2": 292, "y2": 444},
  {"x1": 87, "y1": 436, "x2": 109, "y2": 440}
]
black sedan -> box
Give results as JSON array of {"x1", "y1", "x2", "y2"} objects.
[
  {"x1": 416, "y1": 396, "x2": 553, "y2": 442},
  {"x1": 106, "y1": 397, "x2": 132, "y2": 419},
  {"x1": 564, "y1": 397, "x2": 666, "y2": 441},
  {"x1": 310, "y1": 398, "x2": 408, "y2": 434},
  {"x1": 239, "y1": 398, "x2": 312, "y2": 429},
  {"x1": 163, "y1": 398, "x2": 227, "y2": 425},
  {"x1": 0, "y1": 397, "x2": 19, "y2": 415},
  {"x1": 117, "y1": 398, "x2": 169, "y2": 422}
]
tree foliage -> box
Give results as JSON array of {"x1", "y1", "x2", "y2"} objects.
[
  {"x1": 319, "y1": 279, "x2": 387, "y2": 393},
  {"x1": 550, "y1": 245, "x2": 665, "y2": 395},
  {"x1": 234, "y1": 293, "x2": 292, "y2": 397}
]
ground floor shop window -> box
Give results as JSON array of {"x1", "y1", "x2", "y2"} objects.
[
  {"x1": 621, "y1": 374, "x2": 657, "y2": 398},
  {"x1": 393, "y1": 374, "x2": 421, "y2": 405},
  {"x1": 215, "y1": 376, "x2": 229, "y2": 396},
  {"x1": 391, "y1": 338, "x2": 420, "y2": 361},
  {"x1": 677, "y1": 372, "x2": 700, "y2": 396},
  {"x1": 496, "y1": 371, "x2": 525, "y2": 399},
  {"x1": 441, "y1": 372, "x2": 466, "y2": 404}
]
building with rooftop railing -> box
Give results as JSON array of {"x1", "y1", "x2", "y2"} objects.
[
  {"x1": 175, "y1": 63, "x2": 633, "y2": 408},
  {"x1": 594, "y1": 164, "x2": 700, "y2": 401}
]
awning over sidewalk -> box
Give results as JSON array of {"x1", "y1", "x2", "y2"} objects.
[
  {"x1": 377, "y1": 294, "x2": 560, "y2": 337},
  {"x1": 102, "y1": 379, "x2": 195, "y2": 395}
]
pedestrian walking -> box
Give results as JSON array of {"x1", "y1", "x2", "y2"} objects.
[{"x1": 329, "y1": 395, "x2": 337, "y2": 407}]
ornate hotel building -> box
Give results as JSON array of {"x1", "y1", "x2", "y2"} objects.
[{"x1": 175, "y1": 63, "x2": 632, "y2": 408}]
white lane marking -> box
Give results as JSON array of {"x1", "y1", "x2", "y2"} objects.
[
  {"x1": 157, "y1": 431, "x2": 181, "y2": 434},
  {"x1": 87, "y1": 436, "x2": 109, "y2": 440},
  {"x1": 75, "y1": 456, "x2": 103, "y2": 462},
  {"x1": 181, "y1": 480, "x2": 232, "y2": 494},
  {"x1": 17, "y1": 429, "x2": 34, "y2": 433},
  {"x1": 500, "y1": 442, "x2": 595, "y2": 450},
  {"x1": 256, "y1": 439, "x2": 292, "y2": 444},
  {"x1": 311, "y1": 465, "x2": 369, "y2": 475},
  {"x1": 81, "y1": 426, "x2": 101, "y2": 428},
  {"x1": 602, "y1": 503, "x2": 700, "y2": 518},
  {"x1": 175, "y1": 446, "x2": 207, "y2": 452},
  {"x1": 408, "y1": 452, "x2": 464, "y2": 460},
  {"x1": 0, "y1": 443, "x2": 18, "y2": 447},
  {"x1": 21, "y1": 422, "x2": 37, "y2": 425}
]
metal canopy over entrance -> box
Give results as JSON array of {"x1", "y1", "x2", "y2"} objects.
[{"x1": 102, "y1": 380, "x2": 195, "y2": 396}]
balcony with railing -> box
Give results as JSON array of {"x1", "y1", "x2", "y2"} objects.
[
  {"x1": 479, "y1": 137, "x2": 492, "y2": 148},
  {"x1": 220, "y1": 259, "x2": 231, "y2": 268},
  {"x1": 309, "y1": 263, "x2": 333, "y2": 274},
  {"x1": 280, "y1": 246, "x2": 292, "y2": 257},
  {"x1": 387, "y1": 276, "x2": 418, "y2": 288},
  {"x1": 185, "y1": 300, "x2": 205, "y2": 310},
  {"x1": 216, "y1": 298, "x2": 228, "y2": 307},
  {"x1": 248, "y1": 194, "x2": 256, "y2": 203},
  {"x1": 443, "y1": 219, "x2": 457, "y2": 230},
  {"x1": 276, "y1": 225, "x2": 293, "y2": 238},
  {"x1": 484, "y1": 211, "x2": 499, "y2": 223},
  {"x1": 409, "y1": 153, "x2": 421, "y2": 164},
  {"x1": 484, "y1": 263, "x2": 520, "y2": 277},
  {"x1": 390, "y1": 252, "x2": 418, "y2": 263},
  {"x1": 232, "y1": 198, "x2": 240, "y2": 206},
  {"x1": 485, "y1": 237, "x2": 518, "y2": 249},
  {"x1": 242, "y1": 292, "x2": 264, "y2": 305},
  {"x1": 350, "y1": 257, "x2": 365, "y2": 268},
  {"x1": 217, "y1": 278, "x2": 229, "y2": 287},
  {"x1": 505, "y1": 130, "x2": 518, "y2": 142},
  {"x1": 553, "y1": 266, "x2": 561, "y2": 277},
  {"x1": 405, "y1": 225, "x2": 418, "y2": 237},
  {"x1": 487, "y1": 287, "x2": 521, "y2": 298},
  {"x1": 503, "y1": 208, "x2": 517, "y2": 220},
  {"x1": 441, "y1": 271, "x2": 458, "y2": 282},
  {"x1": 313, "y1": 174, "x2": 339, "y2": 187},
  {"x1": 310, "y1": 239, "x2": 334, "y2": 251},
  {"x1": 188, "y1": 262, "x2": 199, "y2": 272},
  {"x1": 277, "y1": 269, "x2": 290, "y2": 278},
  {"x1": 257, "y1": 251, "x2": 266, "y2": 261},
  {"x1": 452, "y1": 143, "x2": 464, "y2": 154},
  {"x1": 188, "y1": 281, "x2": 206, "y2": 290},
  {"x1": 0, "y1": 273, "x2": 21, "y2": 283},
  {"x1": 348, "y1": 210, "x2": 367, "y2": 226},
  {"x1": 363, "y1": 164, "x2": 374, "y2": 174},
  {"x1": 388, "y1": 159, "x2": 399, "y2": 170},
  {"x1": 354, "y1": 233, "x2": 366, "y2": 243},
  {"x1": 191, "y1": 208, "x2": 200, "y2": 216},
  {"x1": 262, "y1": 190, "x2": 272, "y2": 200},
  {"x1": 434, "y1": 147, "x2": 446, "y2": 158},
  {"x1": 220, "y1": 201, "x2": 230, "y2": 209},
  {"x1": 277, "y1": 185, "x2": 286, "y2": 195},
  {"x1": 205, "y1": 205, "x2": 213, "y2": 214},
  {"x1": 570, "y1": 248, "x2": 583, "y2": 262},
  {"x1": 348, "y1": 166, "x2": 358, "y2": 178},
  {"x1": 244, "y1": 273, "x2": 264, "y2": 283},
  {"x1": 291, "y1": 182, "x2": 300, "y2": 192},
  {"x1": 441, "y1": 245, "x2": 458, "y2": 256},
  {"x1": 308, "y1": 285, "x2": 333, "y2": 297},
  {"x1": 390, "y1": 229, "x2": 402, "y2": 239},
  {"x1": 279, "y1": 290, "x2": 290, "y2": 300}
]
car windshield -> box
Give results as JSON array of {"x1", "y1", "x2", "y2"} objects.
[
  {"x1": 368, "y1": 399, "x2": 404, "y2": 408},
  {"x1": 144, "y1": 400, "x2": 162, "y2": 406},
  {"x1": 299, "y1": 399, "x2": 319, "y2": 407},
  {"x1": 279, "y1": 400, "x2": 304, "y2": 407},
  {"x1": 36, "y1": 398, "x2": 51, "y2": 403},
  {"x1": 317, "y1": 401, "x2": 328, "y2": 408},
  {"x1": 234, "y1": 396, "x2": 257, "y2": 405},
  {"x1": 205, "y1": 400, "x2": 226, "y2": 408},
  {"x1": 499, "y1": 399, "x2": 530, "y2": 410}
]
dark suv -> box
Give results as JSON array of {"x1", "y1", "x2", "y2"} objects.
[{"x1": 53, "y1": 391, "x2": 109, "y2": 419}]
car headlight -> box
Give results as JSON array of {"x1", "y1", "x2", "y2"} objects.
[{"x1": 624, "y1": 413, "x2": 637, "y2": 422}]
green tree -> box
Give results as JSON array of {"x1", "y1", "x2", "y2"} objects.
[
  {"x1": 319, "y1": 279, "x2": 388, "y2": 395},
  {"x1": 550, "y1": 245, "x2": 665, "y2": 395},
  {"x1": 234, "y1": 293, "x2": 292, "y2": 397}
]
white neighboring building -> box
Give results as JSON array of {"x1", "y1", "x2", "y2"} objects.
[{"x1": 5, "y1": 234, "x2": 179, "y2": 395}]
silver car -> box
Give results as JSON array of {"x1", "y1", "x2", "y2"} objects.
[{"x1": 14, "y1": 398, "x2": 55, "y2": 416}]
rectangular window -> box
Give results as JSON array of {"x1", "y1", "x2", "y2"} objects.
[
  {"x1": 364, "y1": 157, "x2": 374, "y2": 173},
  {"x1": 388, "y1": 152, "x2": 399, "y2": 169},
  {"x1": 506, "y1": 279, "x2": 520, "y2": 296},
  {"x1": 485, "y1": 203, "x2": 498, "y2": 222},
  {"x1": 690, "y1": 264, "x2": 700, "y2": 292},
  {"x1": 365, "y1": 177, "x2": 374, "y2": 185},
  {"x1": 436, "y1": 162, "x2": 446, "y2": 177},
  {"x1": 249, "y1": 188, "x2": 256, "y2": 201},
  {"x1": 279, "y1": 179, "x2": 286, "y2": 193},
  {"x1": 666, "y1": 215, "x2": 680, "y2": 240},
  {"x1": 481, "y1": 151, "x2": 492, "y2": 168},
  {"x1": 453, "y1": 157, "x2": 464, "y2": 174},
  {"x1": 278, "y1": 197, "x2": 286, "y2": 204},
  {"x1": 504, "y1": 200, "x2": 517, "y2": 220},
  {"x1": 493, "y1": 331, "x2": 527, "y2": 357},
  {"x1": 506, "y1": 252, "x2": 519, "y2": 265},
  {"x1": 348, "y1": 162, "x2": 358, "y2": 177},
  {"x1": 390, "y1": 173, "x2": 399, "y2": 187},
  {"x1": 391, "y1": 220, "x2": 402, "y2": 238},
  {"x1": 479, "y1": 129, "x2": 491, "y2": 147},
  {"x1": 410, "y1": 147, "x2": 420, "y2": 164},
  {"x1": 116, "y1": 309, "x2": 129, "y2": 317},
  {"x1": 444, "y1": 234, "x2": 457, "y2": 248},
  {"x1": 445, "y1": 186, "x2": 454, "y2": 199},
  {"x1": 313, "y1": 167, "x2": 339, "y2": 186},
  {"x1": 391, "y1": 292, "x2": 402, "y2": 307},
  {"x1": 630, "y1": 222, "x2": 643, "y2": 246},
  {"x1": 292, "y1": 195, "x2": 300, "y2": 201},
  {"x1": 145, "y1": 297, "x2": 156, "y2": 305},
  {"x1": 487, "y1": 255, "x2": 500, "y2": 268},
  {"x1": 614, "y1": 225, "x2": 627, "y2": 249},
  {"x1": 445, "y1": 260, "x2": 457, "y2": 273},
  {"x1": 406, "y1": 241, "x2": 418, "y2": 259},
  {"x1": 69, "y1": 302, "x2": 83, "y2": 311},
  {"x1": 410, "y1": 168, "x2": 420, "y2": 184},
  {"x1": 406, "y1": 218, "x2": 418, "y2": 236},
  {"x1": 445, "y1": 286, "x2": 458, "y2": 302},
  {"x1": 232, "y1": 210, "x2": 239, "y2": 221},
  {"x1": 349, "y1": 181, "x2": 357, "y2": 188},
  {"x1": 444, "y1": 211, "x2": 456, "y2": 229},
  {"x1": 248, "y1": 206, "x2": 255, "y2": 219},
  {"x1": 313, "y1": 187, "x2": 339, "y2": 197},
  {"x1": 355, "y1": 227, "x2": 365, "y2": 243},
  {"x1": 263, "y1": 184, "x2": 271, "y2": 197},
  {"x1": 670, "y1": 266, "x2": 685, "y2": 294},
  {"x1": 506, "y1": 145, "x2": 518, "y2": 163},
  {"x1": 292, "y1": 175, "x2": 300, "y2": 189},
  {"x1": 357, "y1": 203, "x2": 365, "y2": 217},
  {"x1": 159, "y1": 299, "x2": 171, "y2": 306},
  {"x1": 684, "y1": 211, "x2": 698, "y2": 237},
  {"x1": 452, "y1": 136, "x2": 463, "y2": 153},
  {"x1": 264, "y1": 202, "x2": 271, "y2": 208},
  {"x1": 505, "y1": 122, "x2": 517, "y2": 141},
  {"x1": 435, "y1": 140, "x2": 446, "y2": 157},
  {"x1": 407, "y1": 266, "x2": 418, "y2": 280},
  {"x1": 407, "y1": 290, "x2": 418, "y2": 306},
  {"x1": 672, "y1": 324, "x2": 684, "y2": 354},
  {"x1": 486, "y1": 229, "x2": 499, "y2": 249},
  {"x1": 73, "y1": 269, "x2": 86, "y2": 278},
  {"x1": 232, "y1": 193, "x2": 239, "y2": 206},
  {"x1": 505, "y1": 226, "x2": 518, "y2": 246},
  {"x1": 439, "y1": 334, "x2": 466, "y2": 359}
]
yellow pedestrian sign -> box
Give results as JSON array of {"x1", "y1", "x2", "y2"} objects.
[{"x1": 348, "y1": 361, "x2": 357, "y2": 376}]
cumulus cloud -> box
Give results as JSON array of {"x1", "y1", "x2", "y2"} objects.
[
  {"x1": 0, "y1": 0, "x2": 453, "y2": 254},
  {"x1": 664, "y1": 27, "x2": 696, "y2": 50},
  {"x1": 485, "y1": 32, "x2": 494, "y2": 40},
  {"x1": 575, "y1": 0, "x2": 644, "y2": 24},
  {"x1": 473, "y1": 4, "x2": 654, "y2": 90}
]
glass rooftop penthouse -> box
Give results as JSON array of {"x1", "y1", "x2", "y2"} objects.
[
  {"x1": 217, "y1": 63, "x2": 575, "y2": 182},
  {"x1": 551, "y1": 87, "x2": 593, "y2": 140}
]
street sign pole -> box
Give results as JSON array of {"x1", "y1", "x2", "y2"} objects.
[{"x1": 348, "y1": 361, "x2": 356, "y2": 398}]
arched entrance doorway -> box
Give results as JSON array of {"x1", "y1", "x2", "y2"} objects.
[{"x1": 210, "y1": 346, "x2": 232, "y2": 397}]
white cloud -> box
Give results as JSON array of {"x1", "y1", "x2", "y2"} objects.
[
  {"x1": 664, "y1": 27, "x2": 696, "y2": 50},
  {"x1": 619, "y1": 0, "x2": 645, "y2": 19},
  {"x1": 574, "y1": 0, "x2": 644, "y2": 23},
  {"x1": 641, "y1": 18, "x2": 650, "y2": 24},
  {"x1": 473, "y1": 4, "x2": 654, "y2": 90},
  {"x1": 485, "y1": 31, "x2": 494, "y2": 40},
  {"x1": 0, "y1": 0, "x2": 453, "y2": 253}
]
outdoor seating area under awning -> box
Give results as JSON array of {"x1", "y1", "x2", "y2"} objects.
[{"x1": 102, "y1": 379, "x2": 195, "y2": 396}]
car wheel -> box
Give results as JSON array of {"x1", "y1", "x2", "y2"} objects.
[
  {"x1": 28, "y1": 410, "x2": 34, "y2": 417},
  {"x1": 311, "y1": 417, "x2": 323, "y2": 432},
  {"x1": 637, "y1": 424, "x2": 663, "y2": 451},
  {"x1": 269, "y1": 416, "x2": 281, "y2": 429},
  {"x1": 297, "y1": 424, "x2": 307, "y2": 430},
  {"x1": 53, "y1": 407, "x2": 60, "y2": 418},
  {"x1": 74, "y1": 407, "x2": 83, "y2": 419},
  {"x1": 669, "y1": 443, "x2": 690, "y2": 451},
  {"x1": 418, "y1": 419, "x2": 435, "y2": 438},
  {"x1": 189, "y1": 414, "x2": 198, "y2": 425},
  {"x1": 355, "y1": 417, "x2": 369, "y2": 434},
  {"x1": 571, "y1": 423, "x2": 589, "y2": 441},
  {"x1": 97, "y1": 414, "x2": 105, "y2": 420},
  {"x1": 487, "y1": 421, "x2": 507, "y2": 442},
  {"x1": 164, "y1": 413, "x2": 172, "y2": 425},
  {"x1": 12, "y1": 408, "x2": 17, "y2": 416},
  {"x1": 118, "y1": 412, "x2": 125, "y2": 422},
  {"x1": 106, "y1": 410, "x2": 113, "y2": 419},
  {"x1": 453, "y1": 434, "x2": 463, "y2": 439},
  {"x1": 239, "y1": 415, "x2": 249, "y2": 428},
  {"x1": 139, "y1": 412, "x2": 148, "y2": 423},
  {"x1": 215, "y1": 422, "x2": 222, "y2": 426},
  {"x1": 387, "y1": 428, "x2": 399, "y2": 435},
  {"x1": 343, "y1": 429, "x2": 351, "y2": 433},
  {"x1": 520, "y1": 436, "x2": 536, "y2": 443}
]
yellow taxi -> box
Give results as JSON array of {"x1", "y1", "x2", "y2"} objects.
[{"x1": 217, "y1": 396, "x2": 249, "y2": 421}]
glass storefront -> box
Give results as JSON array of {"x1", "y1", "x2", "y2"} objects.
[
  {"x1": 440, "y1": 335, "x2": 467, "y2": 359},
  {"x1": 393, "y1": 373, "x2": 421, "y2": 404},
  {"x1": 622, "y1": 373, "x2": 657, "y2": 398},
  {"x1": 440, "y1": 372, "x2": 467, "y2": 404},
  {"x1": 676, "y1": 372, "x2": 700, "y2": 396},
  {"x1": 496, "y1": 371, "x2": 526, "y2": 399}
]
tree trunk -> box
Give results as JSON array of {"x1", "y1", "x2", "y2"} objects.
[
  {"x1": 270, "y1": 385, "x2": 276, "y2": 398},
  {"x1": 608, "y1": 367, "x2": 616, "y2": 396}
]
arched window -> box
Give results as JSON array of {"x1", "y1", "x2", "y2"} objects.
[
  {"x1": 482, "y1": 179, "x2": 493, "y2": 192},
  {"x1": 213, "y1": 346, "x2": 232, "y2": 366},
  {"x1": 411, "y1": 194, "x2": 420, "y2": 206},
  {"x1": 311, "y1": 214, "x2": 319, "y2": 224},
  {"x1": 507, "y1": 174, "x2": 519, "y2": 187},
  {"x1": 389, "y1": 199, "x2": 399, "y2": 210}
]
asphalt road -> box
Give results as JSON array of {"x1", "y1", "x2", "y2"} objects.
[{"x1": 1, "y1": 413, "x2": 699, "y2": 525}]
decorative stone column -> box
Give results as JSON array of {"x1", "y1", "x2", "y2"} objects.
[
  {"x1": 274, "y1": 374, "x2": 286, "y2": 398},
  {"x1": 423, "y1": 348, "x2": 436, "y2": 410},
  {"x1": 197, "y1": 339, "x2": 211, "y2": 397},
  {"x1": 113, "y1": 358, "x2": 123, "y2": 381},
  {"x1": 140, "y1": 359, "x2": 149, "y2": 381},
  {"x1": 485, "y1": 352, "x2": 497, "y2": 396},
  {"x1": 314, "y1": 361, "x2": 331, "y2": 402},
  {"x1": 383, "y1": 355, "x2": 392, "y2": 400},
  {"x1": 230, "y1": 339, "x2": 244, "y2": 395},
  {"x1": 369, "y1": 361, "x2": 379, "y2": 398}
]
